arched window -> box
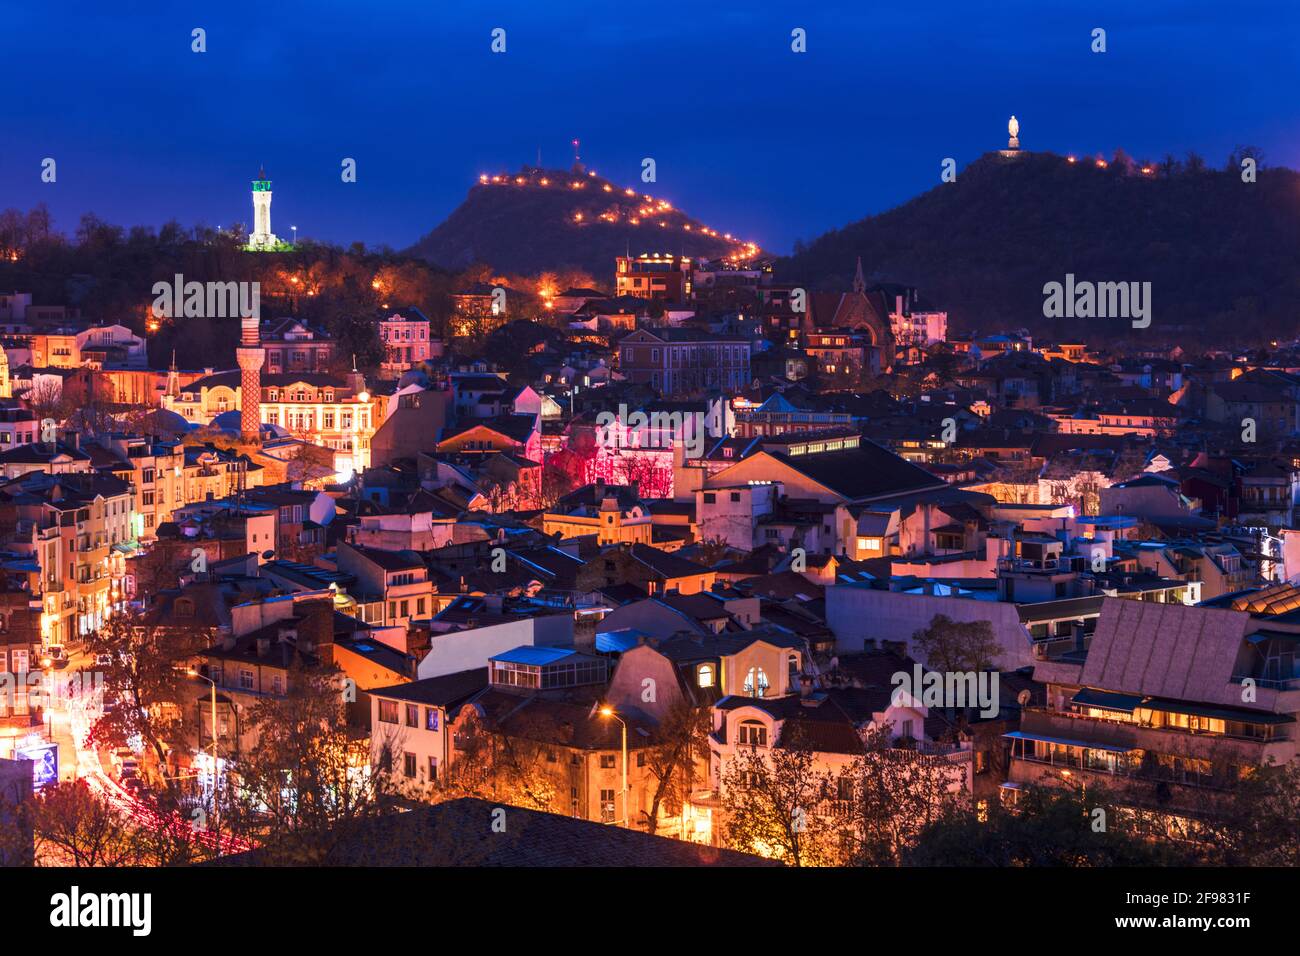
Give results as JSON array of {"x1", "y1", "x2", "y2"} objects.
[
  {"x1": 788, "y1": 653, "x2": 800, "y2": 680},
  {"x1": 738, "y1": 719, "x2": 767, "y2": 747},
  {"x1": 743, "y1": 666, "x2": 769, "y2": 698},
  {"x1": 696, "y1": 663, "x2": 714, "y2": 689}
]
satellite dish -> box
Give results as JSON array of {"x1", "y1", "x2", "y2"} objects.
[
  {"x1": 261, "y1": 550, "x2": 276, "y2": 560},
  {"x1": 1016, "y1": 689, "x2": 1032, "y2": 706}
]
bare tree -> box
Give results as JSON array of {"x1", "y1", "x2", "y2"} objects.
[
  {"x1": 222, "y1": 661, "x2": 402, "y2": 864},
  {"x1": 641, "y1": 700, "x2": 710, "y2": 835},
  {"x1": 23, "y1": 378, "x2": 72, "y2": 424},
  {"x1": 720, "y1": 723, "x2": 848, "y2": 866},
  {"x1": 911, "y1": 614, "x2": 1001, "y2": 673},
  {"x1": 24, "y1": 780, "x2": 142, "y2": 867},
  {"x1": 85, "y1": 610, "x2": 212, "y2": 806},
  {"x1": 843, "y1": 724, "x2": 967, "y2": 865}
]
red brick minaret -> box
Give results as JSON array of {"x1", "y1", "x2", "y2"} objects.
[{"x1": 236, "y1": 315, "x2": 264, "y2": 441}]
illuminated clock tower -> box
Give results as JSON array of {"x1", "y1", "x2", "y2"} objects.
[{"x1": 248, "y1": 166, "x2": 279, "y2": 250}]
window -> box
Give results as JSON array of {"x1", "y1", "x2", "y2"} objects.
[
  {"x1": 272, "y1": 675, "x2": 283, "y2": 695},
  {"x1": 743, "y1": 666, "x2": 769, "y2": 698},
  {"x1": 239, "y1": 669, "x2": 254, "y2": 690},
  {"x1": 697, "y1": 663, "x2": 715, "y2": 688},
  {"x1": 600, "y1": 789, "x2": 617, "y2": 823},
  {"x1": 405, "y1": 704, "x2": 419, "y2": 727},
  {"x1": 425, "y1": 707, "x2": 439, "y2": 731},
  {"x1": 403, "y1": 753, "x2": 417, "y2": 778},
  {"x1": 428, "y1": 756, "x2": 438, "y2": 781},
  {"x1": 379, "y1": 700, "x2": 398, "y2": 724},
  {"x1": 600, "y1": 754, "x2": 616, "y2": 769},
  {"x1": 738, "y1": 720, "x2": 768, "y2": 747}
]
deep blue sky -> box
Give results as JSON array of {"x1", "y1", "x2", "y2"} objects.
[{"x1": 3, "y1": 0, "x2": 1296, "y2": 256}]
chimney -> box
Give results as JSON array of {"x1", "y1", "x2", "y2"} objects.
[
  {"x1": 297, "y1": 598, "x2": 335, "y2": 665},
  {"x1": 799, "y1": 674, "x2": 813, "y2": 698}
]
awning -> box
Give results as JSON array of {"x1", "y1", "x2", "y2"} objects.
[
  {"x1": 1071, "y1": 688, "x2": 1144, "y2": 713},
  {"x1": 1002, "y1": 731, "x2": 1136, "y2": 753},
  {"x1": 1248, "y1": 630, "x2": 1300, "y2": 646},
  {"x1": 1144, "y1": 699, "x2": 1294, "y2": 725}
]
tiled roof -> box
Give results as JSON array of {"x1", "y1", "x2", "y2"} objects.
[{"x1": 210, "y1": 797, "x2": 776, "y2": 866}]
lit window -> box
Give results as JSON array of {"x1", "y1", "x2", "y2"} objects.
[
  {"x1": 743, "y1": 667, "x2": 769, "y2": 698},
  {"x1": 697, "y1": 664, "x2": 714, "y2": 688}
]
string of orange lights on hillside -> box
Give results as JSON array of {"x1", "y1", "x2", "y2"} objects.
[{"x1": 476, "y1": 168, "x2": 762, "y2": 265}]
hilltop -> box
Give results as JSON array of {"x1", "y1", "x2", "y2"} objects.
[
  {"x1": 408, "y1": 167, "x2": 759, "y2": 276},
  {"x1": 778, "y1": 150, "x2": 1300, "y2": 343}
]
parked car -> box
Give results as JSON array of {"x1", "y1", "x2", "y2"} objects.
[{"x1": 42, "y1": 645, "x2": 70, "y2": 669}]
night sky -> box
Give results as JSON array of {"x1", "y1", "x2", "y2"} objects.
[{"x1": 3, "y1": 0, "x2": 1296, "y2": 255}]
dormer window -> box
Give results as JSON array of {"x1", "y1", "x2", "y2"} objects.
[
  {"x1": 738, "y1": 720, "x2": 767, "y2": 747},
  {"x1": 743, "y1": 666, "x2": 769, "y2": 698},
  {"x1": 697, "y1": 663, "x2": 714, "y2": 688}
]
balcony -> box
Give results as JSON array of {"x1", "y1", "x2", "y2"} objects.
[
  {"x1": 998, "y1": 556, "x2": 1071, "y2": 574},
  {"x1": 1019, "y1": 708, "x2": 1286, "y2": 763}
]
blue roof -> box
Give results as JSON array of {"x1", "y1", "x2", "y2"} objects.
[
  {"x1": 490, "y1": 645, "x2": 577, "y2": 666},
  {"x1": 596, "y1": 628, "x2": 648, "y2": 654}
]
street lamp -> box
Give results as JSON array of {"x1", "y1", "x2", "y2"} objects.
[
  {"x1": 598, "y1": 705, "x2": 627, "y2": 826},
  {"x1": 184, "y1": 668, "x2": 220, "y2": 836},
  {"x1": 291, "y1": 225, "x2": 297, "y2": 246}
]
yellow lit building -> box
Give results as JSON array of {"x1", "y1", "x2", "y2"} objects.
[{"x1": 163, "y1": 370, "x2": 382, "y2": 473}]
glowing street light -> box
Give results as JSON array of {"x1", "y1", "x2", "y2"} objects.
[
  {"x1": 597, "y1": 705, "x2": 628, "y2": 826},
  {"x1": 181, "y1": 667, "x2": 221, "y2": 838}
]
